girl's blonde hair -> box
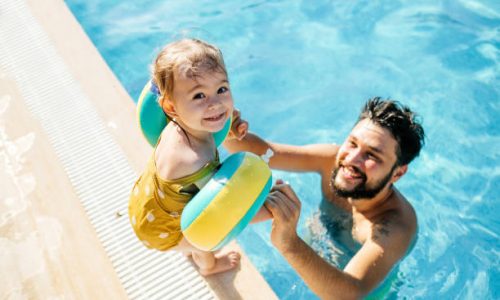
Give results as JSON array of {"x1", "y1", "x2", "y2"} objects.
[{"x1": 152, "y1": 38, "x2": 227, "y2": 104}]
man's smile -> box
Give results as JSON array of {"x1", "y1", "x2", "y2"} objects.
[{"x1": 340, "y1": 164, "x2": 366, "y2": 182}]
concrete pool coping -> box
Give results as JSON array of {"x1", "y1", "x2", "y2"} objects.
[{"x1": 0, "y1": 0, "x2": 277, "y2": 299}]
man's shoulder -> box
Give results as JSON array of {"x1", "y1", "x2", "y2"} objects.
[
  {"x1": 371, "y1": 192, "x2": 417, "y2": 252},
  {"x1": 392, "y1": 189, "x2": 417, "y2": 230},
  {"x1": 296, "y1": 143, "x2": 340, "y2": 176},
  {"x1": 315, "y1": 143, "x2": 340, "y2": 182},
  {"x1": 316, "y1": 143, "x2": 340, "y2": 156},
  {"x1": 298, "y1": 143, "x2": 340, "y2": 161}
]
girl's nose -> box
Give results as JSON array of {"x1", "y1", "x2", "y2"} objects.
[{"x1": 207, "y1": 95, "x2": 221, "y2": 109}]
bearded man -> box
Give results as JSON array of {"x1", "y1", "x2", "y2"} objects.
[{"x1": 225, "y1": 98, "x2": 425, "y2": 299}]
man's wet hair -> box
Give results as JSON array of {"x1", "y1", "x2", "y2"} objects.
[{"x1": 358, "y1": 97, "x2": 425, "y2": 166}]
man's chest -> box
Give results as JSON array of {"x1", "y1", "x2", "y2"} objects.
[
  {"x1": 321, "y1": 178, "x2": 377, "y2": 244},
  {"x1": 351, "y1": 216, "x2": 372, "y2": 244}
]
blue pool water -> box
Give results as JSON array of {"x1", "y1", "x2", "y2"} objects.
[{"x1": 66, "y1": 1, "x2": 499, "y2": 298}]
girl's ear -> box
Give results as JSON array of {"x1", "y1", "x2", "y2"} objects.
[{"x1": 161, "y1": 96, "x2": 178, "y2": 119}]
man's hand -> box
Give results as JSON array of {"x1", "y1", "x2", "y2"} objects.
[
  {"x1": 264, "y1": 179, "x2": 302, "y2": 253},
  {"x1": 227, "y1": 109, "x2": 248, "y2": 141}
]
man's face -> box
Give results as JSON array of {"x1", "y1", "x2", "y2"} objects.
[{"x1": 331, "y1": 119, "x2": 401, "y2": 200}]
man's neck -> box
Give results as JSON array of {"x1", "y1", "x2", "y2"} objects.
[{"x1": 348, "y1": 186, "x2": 394, "y2": 215}]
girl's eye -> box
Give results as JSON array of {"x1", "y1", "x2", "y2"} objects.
[
  {"x1": 348, "y1": 140, "x2": 356, "y2": 148},
  {"x1": 217, "y1": 86, "x2": 228, "y2": 94},
  {"x1": 193, "y1": 93, "x2": 205, "y2": 100}
]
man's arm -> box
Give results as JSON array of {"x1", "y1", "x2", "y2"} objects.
[
  {"x1": 224, "y1": 132, "x2": 338, "y2": 174},
  {"x1": 224, "y1": 109, "x2": 338, "y2": 174},
  {"x1": 266, "y1": 182, "x2": 413, "y2": 299}
]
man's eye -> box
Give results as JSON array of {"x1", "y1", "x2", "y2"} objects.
[
  {"x1": 193, "y1": 93, "x2": 205, "y2": 100},
  {"x1": 218, "y1": 86, "x2": 228, "y2": 94}
]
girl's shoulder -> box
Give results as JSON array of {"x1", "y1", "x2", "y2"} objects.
[{"x1": 155, "y1": 127, "x2": 214, "y2": 181}]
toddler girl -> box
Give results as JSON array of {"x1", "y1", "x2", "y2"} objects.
[{"x1": 129, "y1": 39, "x2": 266, "y2": 275}]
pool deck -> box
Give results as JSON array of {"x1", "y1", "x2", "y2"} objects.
[{"x1": 0, "y1": 0, "x2": 277, "y2": 299}]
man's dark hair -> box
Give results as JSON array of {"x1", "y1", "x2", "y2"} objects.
[{"x1": 358, "y1": 97, "x2": 425, "y2": 166}]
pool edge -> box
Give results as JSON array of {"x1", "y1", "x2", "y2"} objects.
[{"x1": 9, "y1": 0, "x2": 278, "y2": 298}]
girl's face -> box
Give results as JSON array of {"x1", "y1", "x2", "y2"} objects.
[{"x1": 165, "y1": 70, "x2": 233, "y2": 135}]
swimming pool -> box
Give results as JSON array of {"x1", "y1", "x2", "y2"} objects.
[{"x1": 66, "y1": 0, "x2": 499, "y2": 298}]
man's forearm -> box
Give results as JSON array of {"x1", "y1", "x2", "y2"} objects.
[
  {"x1": 224, "y1": 133, "x2": 334, "y2": 173},
  {"x1": 281, "y1": 237, "x2": 365, "y2": 300},
  {"x1": 224, "y1": 132, "x2": 270, "y2": 156},
  {"x1": 223, "y1": 133, "x2": 291, "y2": 170}
]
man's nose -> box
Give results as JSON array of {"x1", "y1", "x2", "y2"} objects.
[{"x1": 344, "y1": 148, "x2": 363, "y2": 165}]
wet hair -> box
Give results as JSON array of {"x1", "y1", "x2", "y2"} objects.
[
  {"x1": 358, "y1": 97, "x2": 425, "y2": 166},
  {"x1": 152, "y1": 38, "x2": 227, "y2": 105}
]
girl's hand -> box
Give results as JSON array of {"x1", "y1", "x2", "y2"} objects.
[{"x1": 228, "y1": 109, "x2": 248, "y2": 141}]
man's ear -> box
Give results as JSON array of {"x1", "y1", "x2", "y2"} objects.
[
  {"x1": 161, "y1": 97, "x2": 177, "y2": 119},
  {"x1": 391, "y1": 164, "x2": 408, "y2": 183}
]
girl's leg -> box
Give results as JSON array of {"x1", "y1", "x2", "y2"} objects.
[
  {"x1": 191, "y1": 250, "x2": 240, "y2": 276},
  {"x1": 172, "y1": 238, "x2": 241, "y2": 276}
]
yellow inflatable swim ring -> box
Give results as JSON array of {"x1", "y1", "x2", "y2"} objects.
[{"x1": 181, "y1": 152, "x2": 272, "y2": 251}]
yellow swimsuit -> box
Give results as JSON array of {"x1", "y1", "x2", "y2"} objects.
[{"x1": 128, "y1": 150, "x2": 220, "y2": 251}]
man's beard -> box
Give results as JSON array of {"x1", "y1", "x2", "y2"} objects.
[{"x1": 331, "y1": 164, "x2": 395, "y2": 200}]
